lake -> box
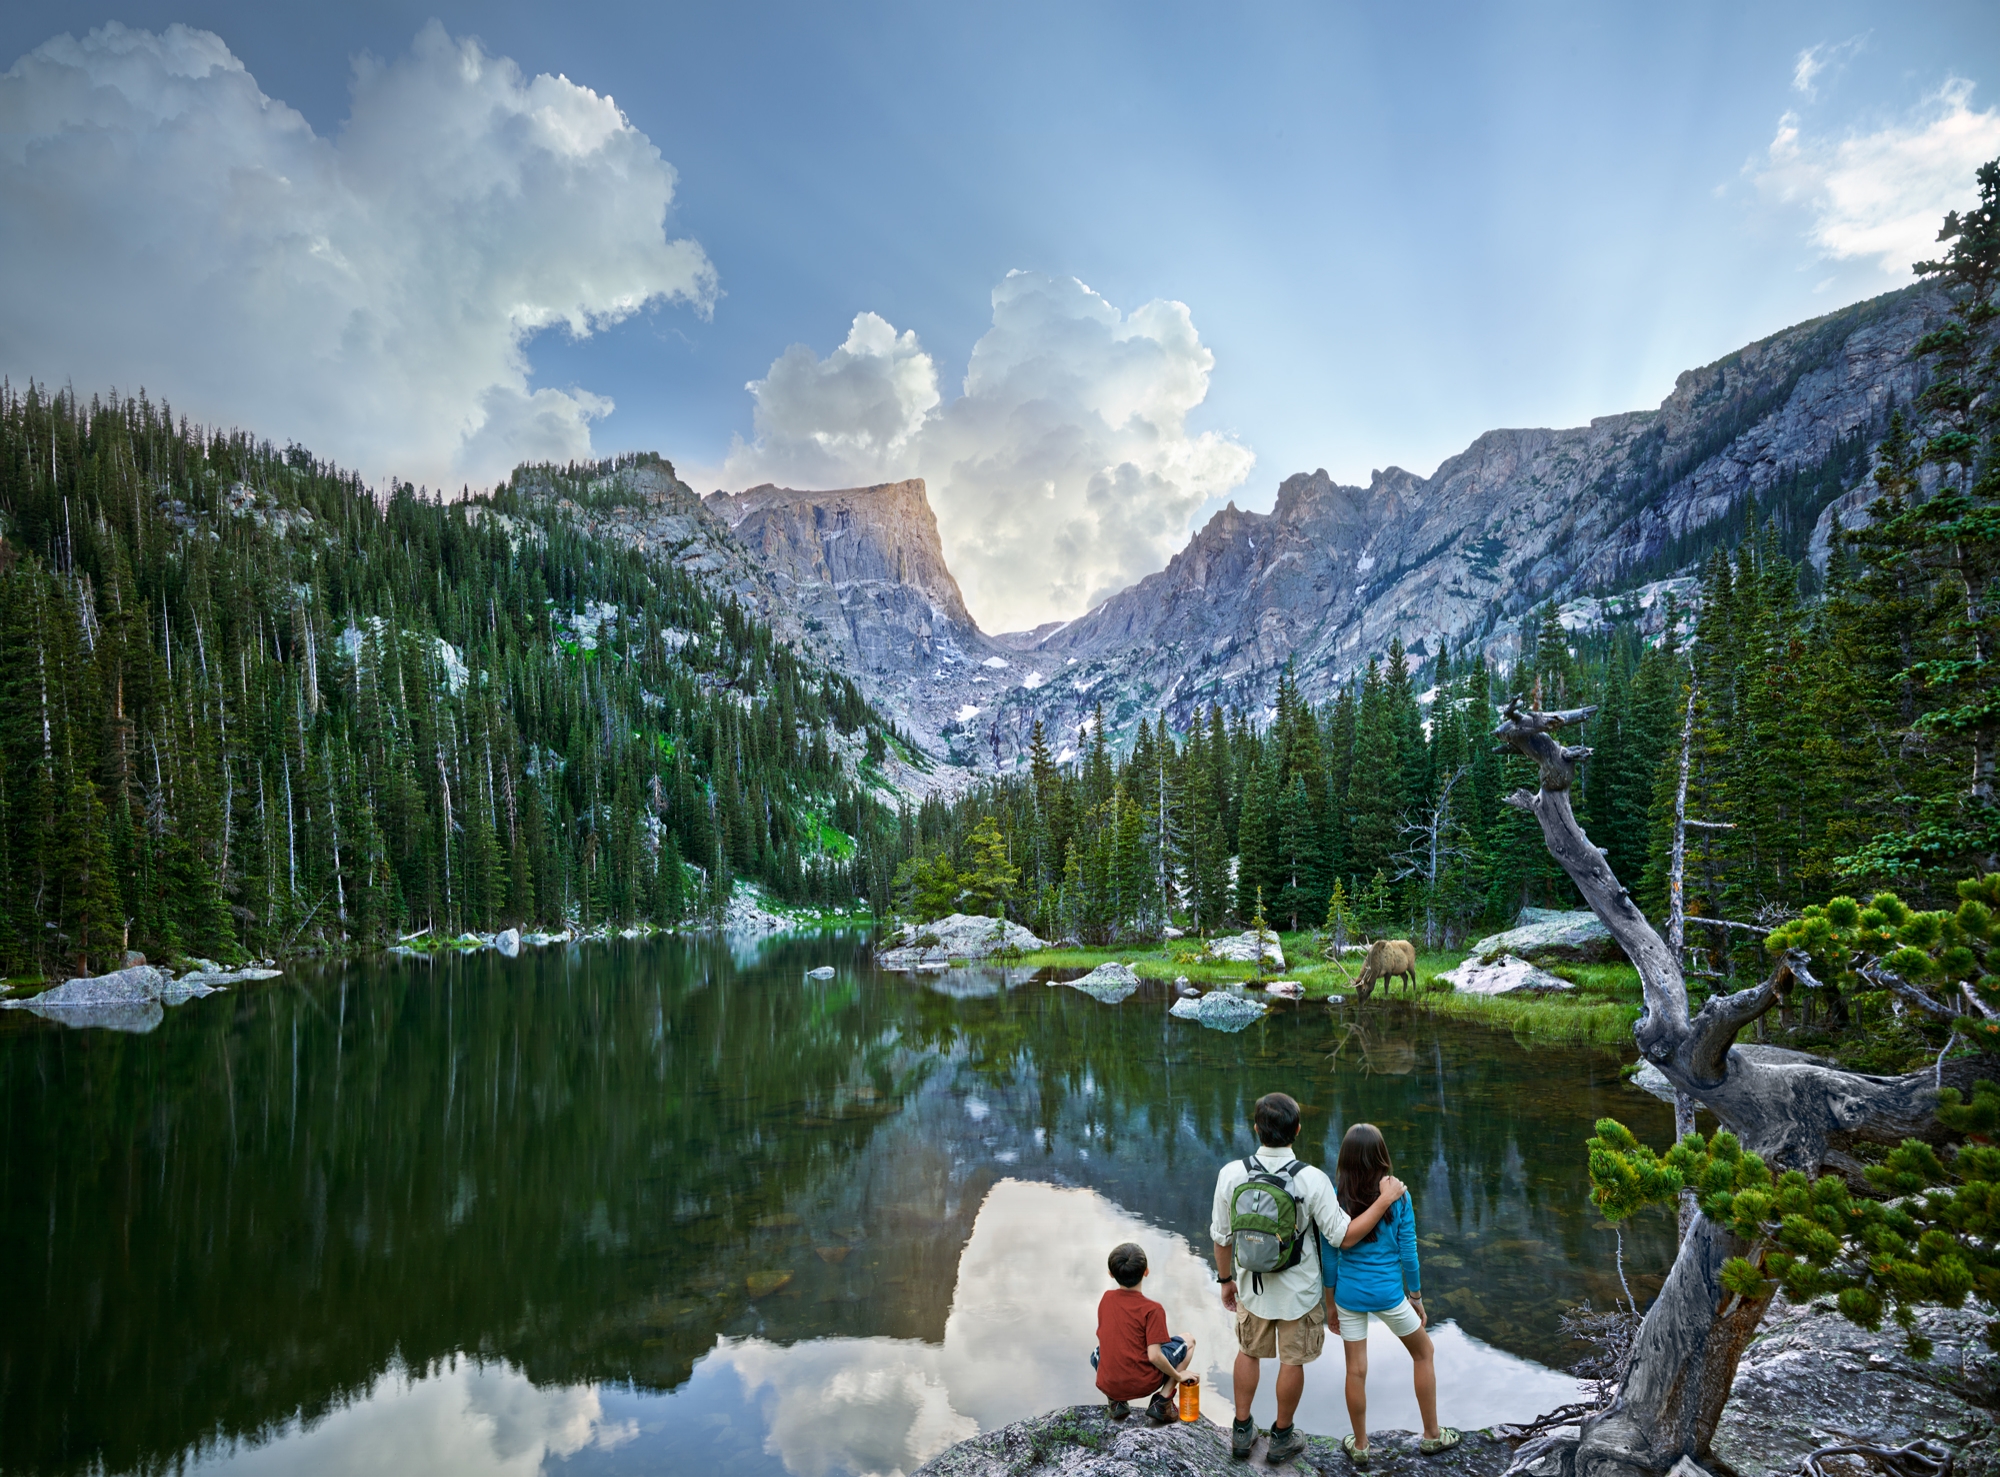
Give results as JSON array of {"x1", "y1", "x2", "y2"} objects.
[{"x1": 0, "y1": 935, "x2": 1675, "y2": 1477}]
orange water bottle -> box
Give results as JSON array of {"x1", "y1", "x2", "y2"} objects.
[{"x1": 1178, "y1": 1377, "x2": 1200, "y2": 1422}]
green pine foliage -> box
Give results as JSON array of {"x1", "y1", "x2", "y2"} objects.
[{"x1": 0, "y1": 388, "x2": 897, "y2": 976}]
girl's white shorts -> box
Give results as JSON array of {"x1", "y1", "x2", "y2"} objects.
[{"x1": 1334, "y1": 1298, "x2": 1422, "y2": 1341}]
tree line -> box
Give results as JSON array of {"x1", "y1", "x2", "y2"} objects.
[{"x1": 0, "y1": 393, "x2": 905, "y2": 979}]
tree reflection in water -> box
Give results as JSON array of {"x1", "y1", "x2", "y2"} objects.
[{"x1": 0, "y1": 936, "x2": 1673, "y2": 1476}]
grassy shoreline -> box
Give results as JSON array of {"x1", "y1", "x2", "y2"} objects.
[{"x1": 1012, "y1": 931, "x2": 1645, "y2": 1045}]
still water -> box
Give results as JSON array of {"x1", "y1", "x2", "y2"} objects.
[{"x1": 0, "y1": 935, "x2": 1675, "y2": 1477}]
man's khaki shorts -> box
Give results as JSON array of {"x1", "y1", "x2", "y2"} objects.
[{"x1": 1234, "y1": 1298, "x2": 1326, "y2": 1365}]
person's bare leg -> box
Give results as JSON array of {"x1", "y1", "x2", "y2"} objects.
[
  {"x1": 1342, "y1": 1337, "x2": 1370, "y2": 1446},
  {"x1": 1233, "y1": 1352, "x2": 1260, "y2": 1420},
  {"x1": 1274, "y1": 1362, "x2": 1304, "y2": 1428},
  {"x1": 1399, "y1": 1325, "x2": 1439, "y2": 1438}
]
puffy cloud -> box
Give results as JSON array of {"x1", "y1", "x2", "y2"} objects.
[
  {"x1": 723, "y1": 271, "x2": 1254, "y2": 634},
  {"x1": 0, "y1": 21, "x2": 714, "y2": 488},
  {"x1": 1754, "y1": 78, "x2": 2000, "y2": 276}
]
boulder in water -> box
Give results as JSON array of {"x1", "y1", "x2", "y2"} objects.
[
  {"x1": 495, "y1": 928, "x2": 521, "y2": 957},
  {"x1": 1438, "y1": 954, "x2": 1574, "y2": 996},
  {"x1": 1265, "y1": 980, "x2": 1305, "y2": 1000},
  {"x1": 1053, "y1": 962, "x2": 1140, "y2": 1004},
  {"x1": 1471, "y1": 906, "x2": 1622, "y2": 963},
  {"x1": 1169, "y1": 991, "x2": 1268, "y2": 1032},
  {"x1": 877, "y1": 914, "x2": 1046, "y2": 969},
  {"x1": 1203, "y1": 930, "x2": 1284, "y2": 967},
  {"x1": 805, "y1": 965, "x2": 837, "y2": 979}
]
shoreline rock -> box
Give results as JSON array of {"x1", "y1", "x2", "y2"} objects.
[
  {"x1": 1438, "y1": 955, "x2": 1574, "y2": 997},
  {"x1": 1204, "y1": 931, "x2": 1285, "y2": 968},
  {"x1": 878, "y1": 914, "x2": 1047, "y2": 969},
  {"x1": 1470, "y1": 908, "x2": 1622, "y2": 965},
  {"x1": 913, "y1": 1405, "x2": 1513, "y2": 1476}
]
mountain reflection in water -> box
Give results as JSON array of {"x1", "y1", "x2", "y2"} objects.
[{"x1": 0, "y1": 935, "x2": 1673, "y2": 1477}]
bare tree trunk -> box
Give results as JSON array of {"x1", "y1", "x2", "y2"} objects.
[
  {"x1": 1492, "y1": 702, "x2": 1989, "y2": 1477},
  {"x1": 1667, "y1": 686, "x2": 1695, "y2": 957}
]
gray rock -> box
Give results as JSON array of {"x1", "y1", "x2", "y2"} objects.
[
  {"x1": 878, "y1": 914, "x2": 1047, "y2": 969},
  {"x1": 495, "y1": 927, "x2": 521, "y2": 957},
  {"x1": 1627, "y1": 1044, "x2": 1834, "y2": 1105},
  {"x1": 1174, "y1": 976, "x2": 1198, "y2": 997},
  {"x1": 1170, "y1": 992, "x2": 1268, "y2": 1032},
  {"x1": 1709, "y1": 1295, "x2": 1999, "y2": 1477},
  {"x1": 1471, "y1": 909, "x2": 1621, "y2": 965},
  {"x1": 1204, "y1": 931, "x2": 1285, "y2": 968},
  {"x1": 1162, "y1": 926, "x2": 1186, "y2": 940},
  {"x1": 1438, "y1": 955, "x2": 1575, "y2": 997},
  {"x1": 1055, "y1": 962, "x2": 1141, "y2": 1004},
  {"x1": 806, "y1": 965, "x2": 837, "y2": 979},
  {"x1": 1265, "y1": 980, "x2": 1305, "y2": 999},
  {"x1": 913, "y1": 1405, "x2": 1514, "y2": 1477},
  {"x1": 4, "y1": 965, "x2": 174, "y2": 1005},
  {"x1": 175, "y1": 966, "x2": 279, "y2": 987}
]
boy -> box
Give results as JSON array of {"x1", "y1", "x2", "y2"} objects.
[{"x1": 1093, "y1": 1242, "x2": 1197, "y2": 1424}]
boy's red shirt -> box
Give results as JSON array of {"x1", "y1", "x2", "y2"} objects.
[{"x1": 1095, "y1": 1287, "x2": 1168, "y2": 1400}]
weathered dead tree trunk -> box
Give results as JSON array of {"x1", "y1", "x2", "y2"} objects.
[{"x1": 1492, "y1": 702, "x2": 1990, "y2": 1477}]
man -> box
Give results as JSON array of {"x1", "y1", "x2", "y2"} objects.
[{"x1": 1211, "y1": 1092, "x2": 1406, "y2": 1464}]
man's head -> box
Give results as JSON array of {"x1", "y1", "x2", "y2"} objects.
[
  {"x1": 1253, "y1": 1091, "x2": 1301, "y2": 1147},
  {"x1": 1108, "y1": 1241, "x2": 1148, "y2": 1287}
]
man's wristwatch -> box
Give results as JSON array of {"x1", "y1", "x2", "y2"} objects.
[{"x1": 1217, "y1": 1272, "x2": 1236, "y2": 1284}]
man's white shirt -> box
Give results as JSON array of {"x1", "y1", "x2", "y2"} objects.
[{"x1": 1210, "y1": 1144, "x2": 1352, "y2": 1321}]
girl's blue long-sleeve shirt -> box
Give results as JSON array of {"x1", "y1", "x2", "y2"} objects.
[{"x1": 1320, "y1": 1193, "x2": 1420, "y2": 1311}]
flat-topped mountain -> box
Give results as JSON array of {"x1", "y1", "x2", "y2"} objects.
[{"x1": 521, "y1": 284, "x2": 1942, "y2": 784}]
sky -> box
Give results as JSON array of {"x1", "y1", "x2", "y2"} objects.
[{"x1": 2, "y1": 2, "x2": 1997, "y2": 633}]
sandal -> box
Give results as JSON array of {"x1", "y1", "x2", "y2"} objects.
[
  {"x1": 1420, "y1": 1429, "x2": 1463, "y2": 1455},
  {"x1": 1343, "y1": 1434, "x2": 1371, "y2": 1467}
]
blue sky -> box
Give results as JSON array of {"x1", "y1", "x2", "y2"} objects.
[{"x1": 3, "y1": 1, "x2": 1996, "y2": 628}]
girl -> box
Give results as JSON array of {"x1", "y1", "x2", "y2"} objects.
[{"x1": 1321, "y1": 1123, "x2": 1458, "y2": 1463}]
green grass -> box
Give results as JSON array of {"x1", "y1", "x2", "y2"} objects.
[{"x1": 1010, "y1": 931, "x2": 1646, "y2": 1045}]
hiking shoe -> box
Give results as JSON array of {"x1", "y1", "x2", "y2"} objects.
[
  {"x1": 1107, "y1": 1399, "x2": 1130, "y2": 1422},
  {"x1": 1231, "y1": 1417, "x2": 1258, "y2": 1459},
  {"x1": 1146, "y1": 1393, "x2": 1176, "y2": 1426},
  {"x1": 1342, "y1": 1434, "x2": 1371, "y2": 1467},
  {"x1": 1420, "y1": 1429, "x2": 1463, "y2": 1455},
  {"x1": 1266, "y1": 1426, "x2": 1308, "y2": 1465}
]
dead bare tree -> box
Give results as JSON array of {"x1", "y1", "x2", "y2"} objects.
[
  {"x1": 1394, "y1": 763, "x2": 1472, "y2": 949},
  {"x1": 1492, "y1": 699, "x2": 1992, "y2": 1477}
]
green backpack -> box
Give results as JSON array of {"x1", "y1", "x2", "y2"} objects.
[{"x1": 1228, "y1": 1156, "x2": 1311, "y2": 1291}]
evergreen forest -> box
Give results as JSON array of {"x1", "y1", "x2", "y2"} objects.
[{"x1": 0, "y1": 401, "x2": 904, "y2": 979}]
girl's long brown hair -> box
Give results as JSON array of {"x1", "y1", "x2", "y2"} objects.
[{"x1": 1335, "y1": 1123, "x2": 1394, "y2": 1219}]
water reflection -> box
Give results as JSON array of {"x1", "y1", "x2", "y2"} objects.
[{"x1": 0, "y1": 935, "x2": 1672, "y2": 1477}]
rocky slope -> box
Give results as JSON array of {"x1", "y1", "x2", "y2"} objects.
[
  {"x1": 703, "y1": 481, "x2": 1035, "y2": 759},
  {"x1": 975, "y1": 285, "x2": 1939, "y2": 763},
  {"x1": 521, "y1": 284, "x2": 1944, "y2": 787}
]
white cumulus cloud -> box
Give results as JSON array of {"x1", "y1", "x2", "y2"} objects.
[
  {"x1": 0, "y1": 21, "x2": 714, "y2": 488},
  {"x1": 1754, "y1": 77, "x2": 2000, "y2": 276},
  {"x1": 723, "y1": 271, "x2": 1254, "y2": 633}
]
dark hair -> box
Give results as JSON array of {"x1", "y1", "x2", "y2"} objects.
[
  {"x1": 1253, "y1": 1092, "x2": 1301, "y2": 1147},
  {"x1": 1108, "y1": 1242, "x2": 1148, "y2": 1287},
  {"x1": 1336, "y1": 1123, "x2": 1394, "y2": 1219}
]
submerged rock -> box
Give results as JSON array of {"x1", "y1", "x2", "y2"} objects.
[
  {"x1": 1204, "y1": 930, "x2": 1285, "y2": 968},
  {"x1": 495, "y1": 927, "x2": 521, "y2": 957},
  {"x1": 878, "y1": 914, "x2": 1047, "y2": 969},
  {"x1": 1471, "y1": 907, "x2": 1621, "y2": 964},
  {"x1": 1055, "y1": 962, "x2": 1141, "y2": 1004},
  {"x1": 1265, "y1": 980, "x2": 1305, "y2": 1000},
  {"x1": 805, "y1": 965, "x2": 837, "y2": 979},
  {"x1": 1169, "y1": 992, "x2": 1267, "y2": 1032},
  {"x1": 912, "y1": 1405, "x2": 1514, "y2": 1476},
  {"x1": 8, "y1": 965, "x2": 174, "y2": 1005},
  {"x1": 1710, "y1": 1295, "x2": 1998, "y2": 1477},
  {"x1": 1438, "y1": 954, "x2": 1574, "y2": 997}
]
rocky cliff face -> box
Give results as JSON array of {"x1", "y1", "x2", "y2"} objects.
[
  {"x1": 518, "y1": 285, "x2": 1944, "y2": 790},
  {"x1": 967, "y1": 285, "x2": 1939, "y2": 767}
]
